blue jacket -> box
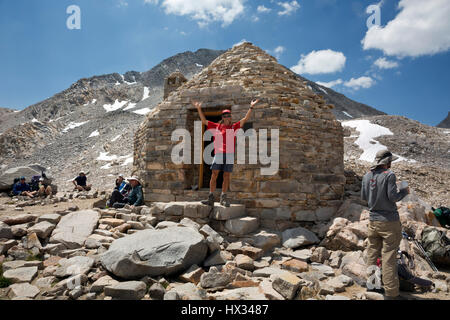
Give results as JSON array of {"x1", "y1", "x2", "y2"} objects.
[{"x1": 13, "y1": 182, "x2": 31, "y2": 196}]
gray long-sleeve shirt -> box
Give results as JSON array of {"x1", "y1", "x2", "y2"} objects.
[{"x1": 361, "y1": 168, "x2": 408, "y2": 222}]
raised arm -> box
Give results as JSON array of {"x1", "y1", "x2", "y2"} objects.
[
  {"x1": 191, "y1": 101, "x2": 208, "y2": 126},
  {"x1": 240, "y1": 99, "x2": 259, "y2": 127}
]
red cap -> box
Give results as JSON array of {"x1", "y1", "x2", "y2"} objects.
[{"x1": 222, "y1": 109, "x2": 231, "y2": 115}]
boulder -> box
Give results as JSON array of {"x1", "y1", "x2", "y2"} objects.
[
  {"x1": 235, "y1": 254, "x2": 254, "y2": 271},
  {"x1": 7, "y1": 283, "x2": 40, "y2": 299},
  {"x1": 3, "y1": 266, "x2": 38, "y2": 283},
  {"x1": 1, "y1": 214, "x2": 37, "y2": 226},
  {"x1": 258, "y1": 279, "x2": 285, "y2": 300},
  {"x1": 179, "y1": 264, "x2": 205, "y2": 285},
  {"x1": 210, "y1": 204, "x2": 246, "y2": 220},
  {"x1": 28, "y1": 221, "x2": 55, "y2": 239},
  {"x1": 272, "y1": 272, "x2": 303, "y2": 300},
  {"x1": 246, "y1": 230, "x2": 281, "y2": 251},
  {"x1": 167, "y1": 283, "x2": 206, "y2": 300},
  {"x1": 289, "y1": 249, "x2": 312, "y2": 262},
  {"x1": 101, "y1": 226, "x2": 208, "y2": 279},
  {"x1": 0, "y1": 239, "x2": 17, "y2": 254},
  {"x1": 148, "y1": 283, "x2": 166, "y2": 300},
  {"x1": 37, "y1": 214, "x2": 61, "y2": 224},
  {"x1": 0, "y1": 222, "x2": 13, "y2": 239},
  {"x1": 204, "y1": 250, "x2": 233, "y2": 267},
  {"x1": 104, "y1": 281, "x2": 147, "y2": 300},
  {"x1": 310, "y1": 247, "x2": 330, "y2": 264},
  {"x1": 200, "y1": 267, "x2": 232, "y2": 289},
  {"x1": 281, "y1": 259, "x2": 308, "y2": 273},
  {"x1": 225, "y1": 217, "x2": 259, "y2": 236},
  {"x1": 0, "y1": 164, "x2": 47, "y2": 191},
  {"x1": 50, "y1": 210, "x2": 100, "y2": 249},
  {"x1": 209, "y1": 287, "x2": 266, "y2": 300},
  {"x1": 54, "y1": 256, "x2": 95, "y2": 278},
  {"x1": 282, "y1": 227, "x2": 320, "y2": 249}
]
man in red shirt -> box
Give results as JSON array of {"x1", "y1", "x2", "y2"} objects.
[{"x1": 192, "y1": 99, "x2": 259, "y2": 207}]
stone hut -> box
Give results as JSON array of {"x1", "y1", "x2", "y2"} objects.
[
  {"x1": 134, "y1": 42, "x2": 345, "y2": 230},
  {"x1": 163, "y1": 71, "x2": 187, "y2": 100}
]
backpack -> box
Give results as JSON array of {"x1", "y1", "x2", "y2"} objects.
[
  {"x1": 29, "y1": 175, "x2": 41, "y2": 192},
  {"x1": 421, "y1": 226, "x2": 450, "y2": 267},
  {"x1": 432, "y1": 207, "x2": 450, "y2": 228}
]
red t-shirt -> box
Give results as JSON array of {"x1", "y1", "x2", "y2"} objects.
[{"x1": 207, "y1": 121, "x2": 241, "y2": 154}]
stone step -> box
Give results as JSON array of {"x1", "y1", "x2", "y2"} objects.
[
  {"x1": 210, "y1": 204, "x2": 246, "y2": 221},
  {"x1": 225, "y1": 217, "x2": 259, "y2": 236}
]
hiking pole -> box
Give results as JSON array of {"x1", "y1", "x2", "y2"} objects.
[{"x1": 402, "y1": 231, "x2": 438, "y2": 272}]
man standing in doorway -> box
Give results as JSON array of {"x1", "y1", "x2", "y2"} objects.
[
  {"x1": 361, "y1": 149, "x2": 410, "y2": 299},
  {"x1": 192, "y1": 99, "x2": 259, "y2": 207}
]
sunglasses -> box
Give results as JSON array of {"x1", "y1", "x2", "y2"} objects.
[{"x1": 222, "y1": 114, "x2": 231, "y2": 118}]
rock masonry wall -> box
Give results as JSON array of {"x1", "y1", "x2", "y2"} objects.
[{"x1": 134, "y1": 42, "x2": 345, "y2": 230}]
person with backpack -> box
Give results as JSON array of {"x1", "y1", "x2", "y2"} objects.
[
  {"x1": 192, "y1": 99, "x2": 259, "y2": 207},
  {"x1": 361, "y1": 149, "x2": 410, "y2": 299},
  {"x1": 108, "y1": 174, "x2": 131, "y2": 207},
  {"x1": 12, "y1": 176, "x2": 37, "y2": 198}
]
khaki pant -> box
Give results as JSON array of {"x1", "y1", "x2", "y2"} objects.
[{"x1": 366, "y1": 220, "x2": 402, "y2": 297}]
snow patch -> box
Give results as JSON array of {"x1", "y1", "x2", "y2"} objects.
[
  {"x1": 62, "y1": 121, "x2": 89, "y2": 133},
  {"x1": 96, "y1": 152, "x2": 118, "y2": 161},
  {"x1": 342, "y1": 111, "x2": 353, "y2": 118},
  {"x1": 196, "y1": 63, "x2": 204, "y2": 68},
  {"x1": 100, "y1": 163, "x2": 112, "y2": 170},
  {"x1": 318, "y1": 87, "x2": 327, "y2": 95},
  {"x1": 142, "y1": 87, "x2": 150, "y2": 101},
  {"x1": 342, "y1": 119, "x2": 413, "y2": 163},
  {"x1": 31, "y1": 118, "x2": 39, "y2": 123},
  {"x1": 133, "y1": 108, "x2": 152, "y2": 115},
  {"x1": 103, "y1": 100, "x2": 128, "y2": 112},
  {"x1": 111, "y1": 134, "x2": 122, "y2": 142},
  {"x1": 88, "y1": 130, "x2": 99, "y2": 138},
  {"x1": 123, "y1": 102, "x2": 137, "y2": 111},
  {"x1": 121, "y1": 156, "x2": 133, "y2": 166}
]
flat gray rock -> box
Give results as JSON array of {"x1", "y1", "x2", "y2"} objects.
[
  {"x1": 210, "y1": 204, "x2": 246, "y2": 220},
  {"x1": 28, "y1": 221, "x2": 55, "y2": 239},
  {"x1": 54, "y1": 256, "x2": 95, "y2": 278},
  {"x1": 37, "y1": 214, "x2": 61, "y2": 224},
  {"x1": 3, "y1": 266, "x2": 38, "y2": 283},
  {"x1": 101, "y1": 226, "x2": 208, "y2": 279},
  {"x1": 282, "y1": 227, "x2": 319, "y2": 249},
  {"x1": 104, "y1": 281, "x2": 147, "y2": 300},
  {"x1": 50, "y1": 210, "x2": 100, "y2": 249},
  {"x1": 8, "y1": 283, "x2": 40, "y2": 299}
]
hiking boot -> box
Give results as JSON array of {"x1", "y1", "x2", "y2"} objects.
[
  {"x1": 220, "y1": 193, "x2": 230, "y2": 207},
  {"x1": 201, "y1": 193, "x2": 215, "y2": 207},
  {"x1": 366, "y1": 287, "x2": 385, "y2": 294}
]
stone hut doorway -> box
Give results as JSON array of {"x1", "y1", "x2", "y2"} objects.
[{"x1": 199, "y1": 111, "x2": 223, "y2": 190}]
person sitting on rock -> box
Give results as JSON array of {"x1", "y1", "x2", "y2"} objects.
[
  {"x1": 112, "y1": 176, "x2": 144, "y2": 209},
  {"x1": 108, "y1": 174, "x2": 131, "y2": 207},
  {"x1": 192, "y1": 99, "x2": 259, "y2": 207},
  {"x1": 12, "y1": 176, "x2": 37, "y2": 198},
  {"x1": 37, "y1": 177, "x2": 53, "y2": 198},
  {"x1": 72, "y1": 171, "x2": 92, "y2": 192}
]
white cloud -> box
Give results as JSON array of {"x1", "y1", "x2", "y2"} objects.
[
  {"x1": 290, "y1": 49, "x2": 346, "y2": 75},
  {"x1": 257, "y1": 5, "x2": 271, "y2": 13},
  {"x1": 117, "y1": 0, "x2": 128, "y2": 7},
  {"x1": 145, "y1": 0, "x2": 246, "y2": 27},
  {"x1": 373, "y1": 57, "x2": 399, "y2": 69},
  {"x1": 344, "y1": 76, "x2": 375, "y2": 90},
  {"x1": 316, "y1": 79, "x2": 343, "y2": 88},
  {"x1": 362, "y1": 0, "x2": 450, "y2": 57},
  {"x1": 277, "y1": 1, "x2": 300, "y2": 16},
  {"x1": 272, "y1": 46, "x2": 286, "y2": 59}
]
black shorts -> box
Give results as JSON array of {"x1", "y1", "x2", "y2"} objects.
[{"x1": 210, "y1": 153, "x2": 234, "y2": 172}]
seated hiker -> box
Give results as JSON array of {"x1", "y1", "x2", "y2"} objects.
[
  {"x1": 108, "y1": 174, "x2": 131, "y2": 207},
  {"x1": 192, "y1": 98, "x2": 259, "y2": 207},
  {"x1": 12, "y1": 177, "x2": 37, "y2": 198},
  {"x1": 72, "y1": 171, "x2": 92, "y2": 191},
  {"x1": 112, "y1": 176, "x2": 144, "y2": 209},
  {"x1": 37, "y1": 177, "x2": 53, "y2": 197}
]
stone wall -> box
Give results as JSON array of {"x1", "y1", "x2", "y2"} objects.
[{"x1": 134, "y1": 42, "x2": 345, "y2": 230}]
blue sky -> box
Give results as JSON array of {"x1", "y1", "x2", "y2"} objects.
[{"x1": 0, "y1": 0, "x2": 449, "y2": 126}]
